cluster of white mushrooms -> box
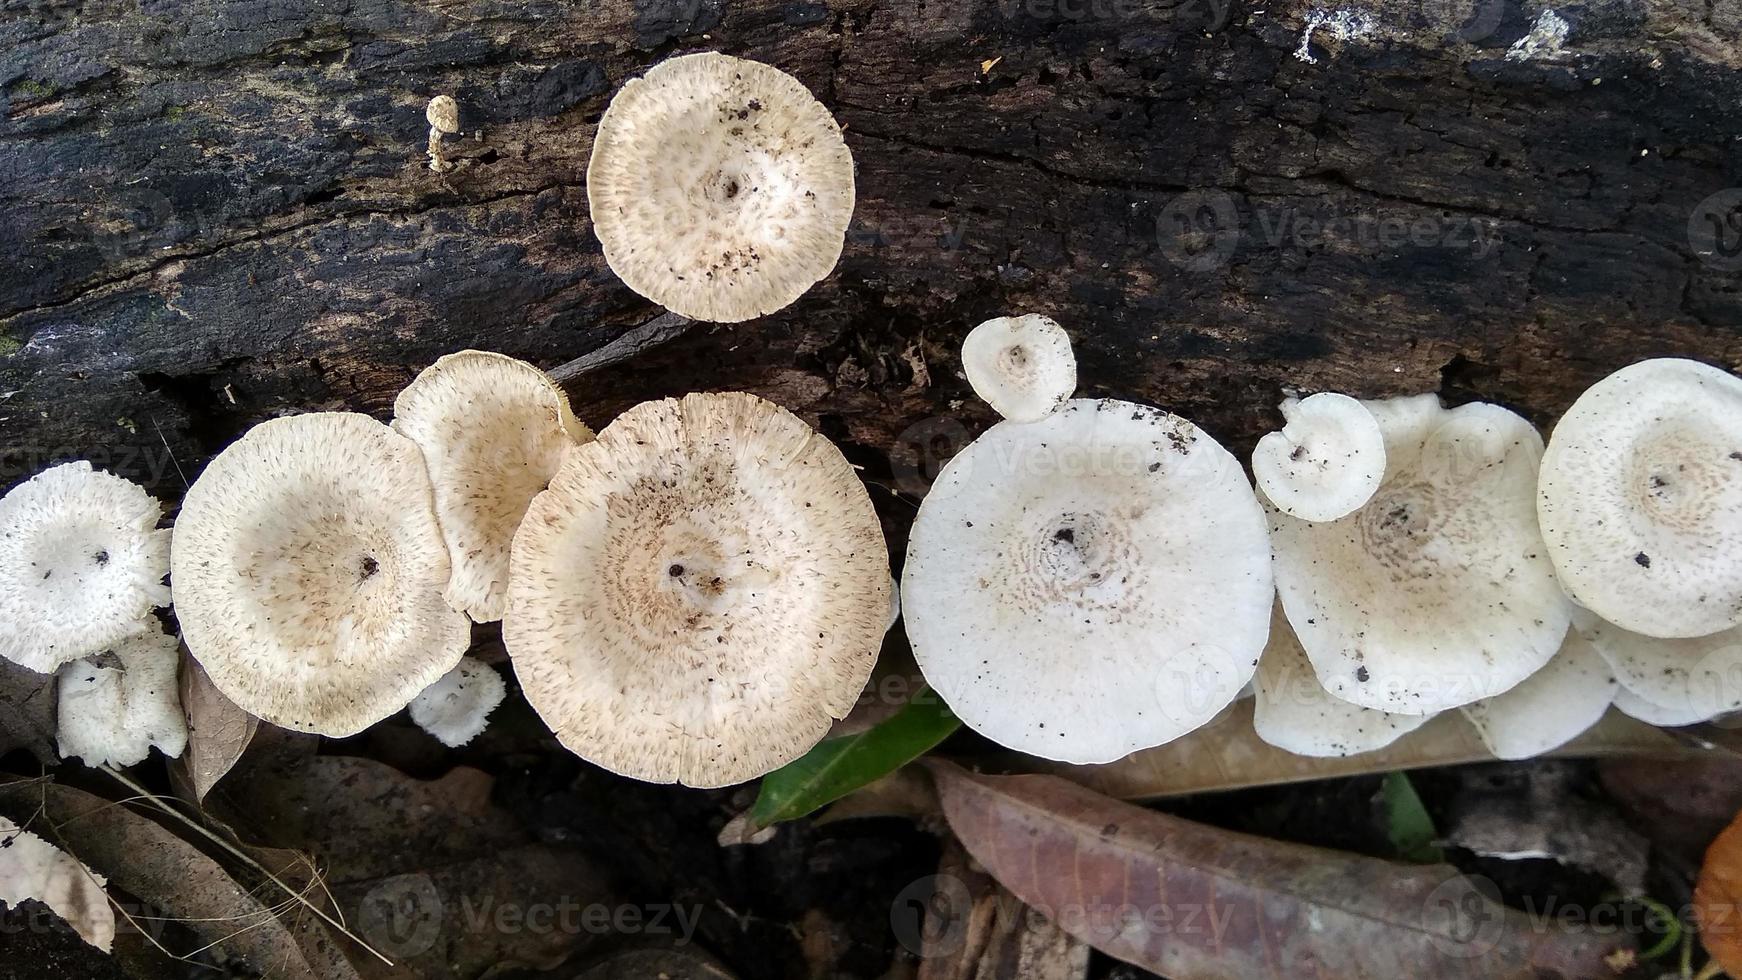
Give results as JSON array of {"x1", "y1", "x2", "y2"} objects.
[{"x1": 1, "y1": 49, "x2": 1738, "y2": 796}]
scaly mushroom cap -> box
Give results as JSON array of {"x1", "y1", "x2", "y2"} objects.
[
  {"x1": 960, "y1": 314, "x2": 1078, "y2": 423},
  {"x1": 0, "y1": 462, "x2": 169, "y2": 673},
  {"x1": 1253, "y1": 602, "x2": 1429, "y2": 757},
  {"x1": 408, "y1": 655, "x2": 506, "y2": 748},
  {"x1": 0, "y1": 817, "x2": 114, "y2": 953},
  {"x1": 587, "y1": 52, "x2": 855, "y2": 323},
  {"x1": 57, "y1": 626, "x2": 188, "y2": 768},
  {"x1": 1252, "y1": 392, "x2": 1386, "y2": 522},
  {"x1": 1571, "y1": 605, "x2": 1742, "y2": 723},
  {"x1": 1458, "y1": 629, "x2": 1617, "y2": 761},
  {"x1": 504, "y1": 392, "x2": 889, "y2": 788},
  {"x1": 393, "y1": 350, "x2": 594, "y2": 622},
  {"x1": 903, "y1": 399, "x2": 1274, "y2": 764},
  {"x1": 1539, "y1": 358, "x2": 1742, "y2": 638},
  {"x1": 1271, "y1": 395, "x2": 1571, "y2": 714},
  {"x1": 171, "y1": 413, "x2": 470, "y2": 737}
]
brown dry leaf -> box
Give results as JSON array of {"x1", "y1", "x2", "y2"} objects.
[
  {"x1": 815, "y1": 768, "x2": 938, "y2": 826},
  {"x1": 927, "y1": 761, "x2": 1627, "y2": 978},
  {"x1": 1007, "y1": 702, "x2": 1685, "y2": 800},
  {"x1": 1695, "y1": 809, "x2": 1742, "y2": 977},
  {"x1": 917, "y1": 839, "x2": 1088, "y2": 980},
  {"x1": 175, "y1": 654, "x2": 259, "y2": 803},
  {"x1": 0, "y1": 775, "x2": 361, "y2": 980},
  {"x1": 0, "y1": 656, "x2": 57, "y2": 764},
  {"x1": 1602, "y1": 755, "x2": 1742, "y2": 868}
]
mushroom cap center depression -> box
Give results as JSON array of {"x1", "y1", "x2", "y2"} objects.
[
  {"x1": 235, "y1": 497, "x2": 397, "y2": 669},
  {"x1": 1356, "y1": 480, "x2": 1450, "y2": 577},
  {"x1": 20, "y1": 519, "x2": 126, "y2": 603},
  {"x1": 1016, "y1": 510, "x2": 1139, "y2": 603},
  {"x1": 1624, "y1": 416, "x2": 1742, "y2": 534}
]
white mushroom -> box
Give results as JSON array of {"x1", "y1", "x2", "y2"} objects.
[
  {"x1": 56, "y1": 627, "x2": 187, "y2": 768},
  {"x1": 1270, "y1": 395, "x2": 1571, "y2": 714},
  {"x1": 1252, "y1": 601, "x2": 1429, "y2": 757},
  {"x1": 1571, "y1": 605, "x2": 1742, "y2": 723},
  {"x1": 408, "y1": 656, "x2": 506, "y2": 748},
  {"x1": 1252, "y1": 392, "x2": 1386, "y2": 522},
  {"x1": 393, "y1": 350, "x2": 593, "y2": 622},
  {"x1": 587, "y1": 52, "x2": 855, "y2": 323},
  {"x1": 0, "y1": 462, "x2": 169, "y2": 673},
  {"x1": 960, "y1": 314, "x2": 1077, "y2": 423},
  {"x1": 505, "y1": 392, "x2": 889, "y2": 787},
  {"x1": 171, "y1": 413, "x2": 470, "y2": 737},
  {"x1": 902, "y1": 399, "x2": 1274, "y2": 764},
  {"x1": 1539, "y1": 358, "x2": 1742, "y2": 638},
  {"x1": 1458, "y1": 629, "x2": 1617, "y2": 761},
  {"x1": 0, "y1": 817, "x2": 114, "y2": 952},
  {"x1": 1611, "y1": 685, "x2": 1713, "y2": 727}
]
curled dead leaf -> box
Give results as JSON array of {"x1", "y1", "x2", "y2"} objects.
[
  {"x1": 1695, "y1": 809, "x2": 1742, "y2": 977},
  {"x1": 175, "y1": 654, "x2": 259, "y2": 803}
]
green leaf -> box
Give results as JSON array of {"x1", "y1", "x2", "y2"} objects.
[
  {"x1": 1380, "y1": 771, "x2": 1442, "y2": 864},
  {"x1": 752, "y1": 689, "x2": 960, "y2": 826}
]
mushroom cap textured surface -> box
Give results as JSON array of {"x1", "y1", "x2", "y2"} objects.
[
  {"x1": 408, "y1": 655, "x2": 506, "y2": 748},
  {"x1": 903, "y1": 398, "x2": 1274, "y2": 764},
  {"x1": 587, "y1": 52, "x2": 855, "y2": 323},
  {"x1": 1458, "y1": 629, "x2": 1617, "y2": 761},
  {"x1": 1539, "y1": 358, "x2": 1742, "y2": 638},
  {"x1": 57, "y1": 626, "x2": 188, "y2": 768},
  {"x1": 0, "y1": 817, "x2": 114, "y2": 952},
  {"x1": 960, "y1": 314, "x2": 1078, "y2": 423},
  {"x1": 1252, "y1": 392, "x2": 1386, "y2": 522},
  {"x1": 1571, "y1": 605, "x2": 1742, "y2": 722},
  {"x1": 1271, "y1": 395, "x2": 1571, "y2": 715},
  {"x1": 393, "y1": 350, "x2": 593, "y2": 622},
  {"x1": 0, "y1": 462, "x2": 169, "y2": 673},
  {"x1": 171, "y1": 413, "x2": 470, "y2": 737},
  {"x1": 1253, "y1": 602, "x2": 1429, "y2": 757},
  {"x1": 505, "y1": 392, "x2": 889, "y2": 788}
]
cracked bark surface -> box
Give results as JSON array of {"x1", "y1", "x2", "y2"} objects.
[{"x1": 2, "y1": 0, "x2": 1740, "y2": 513}]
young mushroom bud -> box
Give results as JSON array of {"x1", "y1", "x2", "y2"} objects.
[
  {"x1": 960, "y1": 314, "x2": 1077, "y2": 423},
  {"x1": 1252, "y1": 392, "x2": 1386, "y2": 522},
  {"x1": 57, "y1": 626, "x2": 188, "y2": 768},
  {"x1": 393, "y1": 350, "x2": 593, "y2": 622},
  {"x1": 1269, "y1": 395, "x2": 1571, "y2": 715},
  {"x1": 902, "y1": 399, "x2": 1274, "y2": 764},
  {"x1": 0, "y1": 462, "x2": 170, "y2": 673},
  {"x1": 1252, "y1": 602, "x2": 1429, "y2": 757},
  {"x1": 505, "y1": 392, "x2": 890, "y2": 787},
  {"x1": 408, "y1": 655, "x2": 506, "y2": 748},
  {"x1": 171, "y1": 413, "x2": 470, "y2": 736},
  {"x1": 1458, "y1": 629, "x2": 1617, "y2": 761},
  {"x1": 425, "y1": 95, "x2": 460, "y2": 171},
  {"x1": 586, "y1": 52, "x2": 855, "y2": 322},
  {"x1": 1538, "y1": 358, "x2": 1742, "y2": 639}
]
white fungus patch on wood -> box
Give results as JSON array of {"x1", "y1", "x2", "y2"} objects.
[
  {"x1": 1294, "y1": 8, "x2": 1376, "y2": 64},
  {"x1": 1507, "y1": 9, "x2": 1571, "y2": 61}
]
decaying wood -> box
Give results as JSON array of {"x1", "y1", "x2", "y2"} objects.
[{"x1": 3, "y1": 0, "x2": 1740, "y2": 507}]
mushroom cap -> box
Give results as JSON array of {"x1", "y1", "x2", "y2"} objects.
[
  {"x1": 0, "y1": 817, "x2": 114, "y2": 953},
  {"x1": 586, "y1": 52, "x2": 855, "y2": 323},
  {"x1": 171, "y1": 413, "x2": 470, "y2": 737},
  {"x1": 393, "y1": 350, "x2": 594, "y2": 622},
  {"x1": 1458, "y1": 629, "x2": 1617, "y2": 761},
  {"x1": 1252, "y1": 392, "x2": 1386, "y2": 522},
  {"x1": 1252, "y1": 602, "x2": 1429, "y2": 757},
  {"x1": 0, "y1": 462, "x2": 169, "y2": 673},
  {"x1": 960, "y1": 314, "x2": 1078, "y2": 423},
  {"x1": 902, "y1": 399, "x2": 1274, "y2": 764},
  {"x1": 1539, "y1": 358, "x2": 1742, "y2": 638},
  {"x1": 57, "y1": 626, "x2": 188, "y2": 768},
  {"x1": 1611, "y1": 685, "x2": 1712, "y2": 727},
  {"x1": 1271, "y1": 395, "x2": 1571, "y2": 714},
  {"x1": 504, "y1": 392, "x2": 889, "y2": 788},
  {"x1": 408, "y1": 655, "x2": 506, "y2": 748},
  {"x1": 1571, "y1": 605, "x2": 1742, "y2": 722}
]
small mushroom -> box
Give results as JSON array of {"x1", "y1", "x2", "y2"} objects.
[
  {"x1": 586, "y1": 52, "x2": 855, "y2": 322},
  {"x1": 1252, "y1": 601, "x2": 1429, "y2": 757},
  {"x1": 903, "y1": 399, "x2": 1274, "y2": 763},
  {"x1": 504, "y1": 392, "x2": 889, "y2": 787},
  {"x1": 1458, "y1": 629, "x2": 1617, "y2": 761},
  {"x1": 393, "y1": 350, "x2": 594, "y2": 622},
  {"x1": 171, "y1": 413, "x2": 470, "y2": 736},
  {"x1": 0, "y1": 461, "x2": 170, "y2": 673},
  {"x1": 1251, "y1": 392, "x2": 1386, "y2": 522},
  {"x1": 1539, "y1": 358, "x2": 1742, "y2": 638},
  {"x1": 56, "y1": 626, "x2": 188, "y2": 768},
  {"x1": 960, "y1": 314, "x2": 1077, "y2": 423},
  {"x1": 0, "y1": 817, "x2": 114, "y2": 952},
  {"x1": 408, "y1": 655, "x2": 506, "y2": 748},
  {"x1": 425, "y1": 95, "x2": 460, "y2": 171},
  {"x1": 1571, "y1": 605, "x2": 1742, "y2": 723},
  {"x1": 1270, "y1": 395, "x2": 1571, "y2": 714}
]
